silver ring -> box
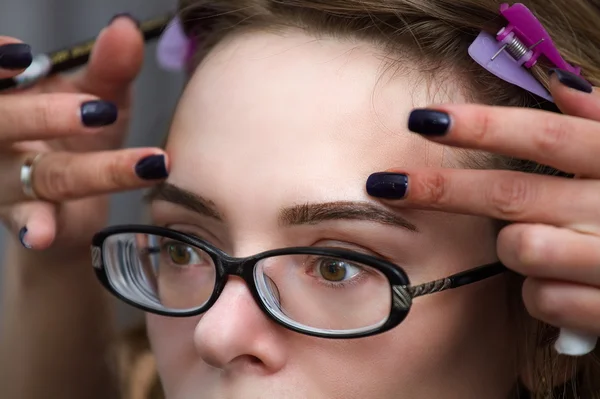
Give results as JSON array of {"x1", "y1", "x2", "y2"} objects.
[{"x1": 20, "y1": 153, "x2": 44, "y2": 200}]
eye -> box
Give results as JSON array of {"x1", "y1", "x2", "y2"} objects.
[
  {"x1": 164, "y1": 242, "x2": 201, "y2": 266},
  {"x1": 317, "y1": 258, "x2": 361, "y2": 282}
]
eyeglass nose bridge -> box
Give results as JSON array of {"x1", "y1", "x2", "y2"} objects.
[
  {"x1": 217, "y1": 256, "x2": 260, "y2": 279},
  {"x1": 208, "y1": 256, "x2": 278, "y2": 317},
  {"x1": 209, "y1": 256, "x2": 266, "y2": 305}
]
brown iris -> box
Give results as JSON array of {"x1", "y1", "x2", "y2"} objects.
[
  {"x1": 167, "y1": 243, "x2": 193, "y2": 265},
  {"x1": 319, "y1": 259, "x2": 347, "y2": 282}
]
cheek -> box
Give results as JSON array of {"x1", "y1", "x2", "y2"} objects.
[
  {"x1": 292, "y1": 278, "x2": 514, "y2": 397},
  {"x1": 146, "y1": 314, "x2": 201, "y2": 386}
]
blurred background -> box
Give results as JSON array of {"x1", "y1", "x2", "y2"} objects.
[{"x1": 0, "y1": 0, "x2": 184, "y2": 328}]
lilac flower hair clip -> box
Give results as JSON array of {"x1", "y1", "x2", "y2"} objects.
[{"x1": 156, "y1": 16, "x2": 197, "y2": 72}]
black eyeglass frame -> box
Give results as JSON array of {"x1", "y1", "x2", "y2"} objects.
[{"x1": 91, "y1": 225, "x2": 507, "y2": 339}]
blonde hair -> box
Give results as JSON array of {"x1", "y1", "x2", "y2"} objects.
[{"x1": 121, "y1": 1, "x2": 600, "y2": 398}]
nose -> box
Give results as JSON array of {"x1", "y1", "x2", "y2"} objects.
[{"x1": 194, "y1": 276, "x2": 288, "y2": 372}]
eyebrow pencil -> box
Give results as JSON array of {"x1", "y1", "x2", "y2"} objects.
[{"x1": 0, "y1": 12, "x2": 173, "y2": 92}]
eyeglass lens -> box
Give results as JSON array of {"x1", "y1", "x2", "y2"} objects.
[{"x1": 102, "y1": 233, "x2": 393, "y2": 334}]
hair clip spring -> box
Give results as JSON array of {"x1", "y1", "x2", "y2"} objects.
[{"x1": 491, "y1": 33, "x2": 544, "y2": 65}]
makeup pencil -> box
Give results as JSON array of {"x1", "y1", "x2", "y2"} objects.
[{"x1": 0, "y1": 12, "x2": 173, "y2": 92}]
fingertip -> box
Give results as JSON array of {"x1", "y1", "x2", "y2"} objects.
[
  {"x1": 22, "y1": 206, "x2": 57, "y2": 250},
  {"x1": 108, "y1": 13, "x2": 141, "y2": 29},
  {"x1": 77, "y1": 17, "x2": 144, "y2": 98},
  {"x1": 548, "y1": 69, "x2": 599, "y2": 120},
  {"x1": 407, "y1": 108, "x2": 452, "y2": 137},
  {"x1": 98, "y1": 17, "x2": 144, "y2": 75},
  {"x1": 134, "y1": 153, "x2": 170, "y2": 181},
  {"x1": 366, "y1": 172, "x2": 409, "y2": 200},
  {"x1": 0, "y1": 39, "x2": 33, "y2": 78},
  {"x1": 548, "y1": 68, "x2": 594, "y2": 95}
]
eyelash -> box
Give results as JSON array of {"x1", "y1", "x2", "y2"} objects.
[
  {"x1": 311, "y1": 241, "x2": 392, "y2": 263},
  {"x1": 159, "y1": 224, "x2": 214, "y2": 244},
  {"x1": 303, "y1": 255, "x2": 371, "y2": 290}
]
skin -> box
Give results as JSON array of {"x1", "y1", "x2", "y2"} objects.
[{"x1": 147, "y1": 29, "x2": 517, "y2": 399}]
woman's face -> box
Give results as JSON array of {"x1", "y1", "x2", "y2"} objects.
[{"x1": 147, "y1": 29, "x2": 518, "y2": 399}]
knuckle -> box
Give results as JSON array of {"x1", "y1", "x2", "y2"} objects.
[
  {"x1": 30, "y1": 95, "x2": 79, "y2": 135},
  {"x1": 103, "y1": 154, "x2": 130, "y2": 188},
  {"x1": 89, "y1": 152, "x2": 133, "y2": 191},
  {"x1": 0, "y1": 104, "x2": 18, "y2": 138},
  {"x1": 39, "y1": 157, "x2": 75, "y2": 199},
  {"x1": 30, "y1": 96, "x2": 57, "y2": 133},
  {"x1": 486, "y1": 176, "x2": 533, "y2": 218},
  {"x1": 533, "y1": 118, "x2": 568, "y2": 154},
  {"x1": 469, "y1": 108, "x2": 498, "y2": 143},
  {"x1": 418, "y1": 171, "x2": 449, "y2": 206}
]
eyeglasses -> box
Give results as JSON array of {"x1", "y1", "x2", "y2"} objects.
[{"x1": 91, "y1": 225, "x2": 507, "y2": 339}]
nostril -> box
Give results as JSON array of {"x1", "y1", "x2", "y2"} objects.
[
  {"x1": 221, "y1": 355, "x2": 268, "y2": 375},
  {"x1": 249, "y1": 355, "x2": 261, "y2": 365}
]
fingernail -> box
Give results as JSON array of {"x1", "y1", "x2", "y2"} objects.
[
  {"x1": 135, "y1": 154, "x2": 169, "y2": 180},
  {"x1": 366, "y1": 173, "x2": 408, "y2": 199},
  {"x1": 0, "y1": 43, "x2": 33, "y2": 70},
  {"x1": 549, "y1": 69, "x2": 593, "y2": 94},
  {"x1": 108, "y1": 12, "x2": 140, "y2": 28},
  {"x1": 81, "y1": 100, "x2": 118, "y2": 127},
  {"x1": 19, "y1": 227, "x2": 32, "y2": 249},
  {"x1": 408, "y1": 109, "x2": 451, "y2": 136}
]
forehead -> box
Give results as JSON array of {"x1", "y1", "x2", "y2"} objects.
[{"x1": 166, "y1": 29, "x2": 461, "y2": 212}]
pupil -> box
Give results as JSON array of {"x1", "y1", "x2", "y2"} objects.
[
  {"x1": 168, "y1": 244, "x2": 191, "y2": 264},
  {"x1": 320, "y1": 260, "x2": 346, "y2": 282}
]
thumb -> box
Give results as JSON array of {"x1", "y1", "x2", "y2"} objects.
[{"x1": 73, "y1": 15, "x2": 144, "y2": 103}]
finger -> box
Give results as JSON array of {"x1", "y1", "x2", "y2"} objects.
[
  {"x1": 0, "y1": 148, "x2": 169, "y2": 204},
  {"x1": 498, "y1": 223, "x2": 600, "y2": 286},
  {"x1": 0, "y1": 94, "x2": 117, "y2": 143},
  {"x1": 367, "y1": 169, "x2": 600, "y2": 232},
  {"x1": 0, "y1": 37, "x2": 33, "y2": 79},
  {"x1": 549, "y1": 69, "x2": 599, "y2": 121},
  {"x1": 71, "y1": 15, "x2": 144, "y2": 104},
  {"x1": 1, "y1": 201, "x2": 57, "y2": 250},
  {"x1": 522, "y1": 278, "x2": 600, "y2": 336},
  {"x1": 405, "y1": 105, "x2": 600, "y2": 176}
]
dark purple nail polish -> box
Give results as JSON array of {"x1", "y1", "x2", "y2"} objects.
[
  {"x1": 19, "y1": 227, "x2": 32, "y2": 249},
  {"x1": 135, "y1": 155, "x2": 169, "y2": 180},
  {"x1": 81, "y1": 100, "x2": 118, "y2": 127},
  {"x1": 549, "y1": 68, "x2": 593, "y2": 94},
  {"x1": 109, "y1": 12, "x2": 140, "y2": 28},
  {"x1": 366, "y1": 173, "x2": 409, "y2": 199},
  {"x1": 0, "y1": 43, "x2": 33, "y2": 70},
  {"x1": 408, "y1": 109, "x2": 451, "y2": 136}
]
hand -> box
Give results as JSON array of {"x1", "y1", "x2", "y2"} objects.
[
  {"x1": 0, "y1": 16, "x2": 169, "y2": 254},
  {"x1": 366, "y1": 70, "x2": 600, "y2": 337}
]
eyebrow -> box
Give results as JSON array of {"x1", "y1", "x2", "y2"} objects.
[
  {"x1": 146, "y1": 183, "x2": 418, "y2": 232},
  {"x1": 145, "y1": 183, "x2": 223, "y2": 220},
  {"x1": 279, "y1": 202, "x2": 419, "y2": 232}
]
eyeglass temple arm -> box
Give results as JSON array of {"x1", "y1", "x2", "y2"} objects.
[{"x1": 403, "y1": 262, "x2": 508, "y2": 299}]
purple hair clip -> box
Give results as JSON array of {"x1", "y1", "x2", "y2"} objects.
[
  {"x1": 468, "y1": 3, "x2": 582, "y2": 102},
  {"x1": 156, "y1": 16, "x2": 197, "y2": 72}
]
